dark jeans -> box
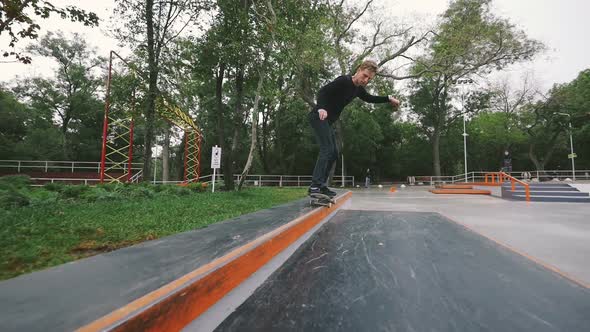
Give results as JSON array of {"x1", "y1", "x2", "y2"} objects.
[{"x1": 308, "y1": 111, "x2": 339, "y2": 188}]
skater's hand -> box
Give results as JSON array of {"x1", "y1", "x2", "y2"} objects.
[
  {"x1": 318, "y1": 109, "x2": 328, "y2": 121},
  {"x1": 388, "y1": 95, "x2": 400, "y2": 109}
]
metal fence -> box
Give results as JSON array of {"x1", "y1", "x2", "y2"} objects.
[
  {"x1": 1, "y1": 160, "x2": 355, "y2": 187},
  {"x1": 409, "y1": 170, "x2": 590, "y2": 185},
  {"x1": 0, "y1": 160, "x2": 143, "y2": 174},
  {"x1": 159, "y1": 174, "x2": 356, "y2": 188}
]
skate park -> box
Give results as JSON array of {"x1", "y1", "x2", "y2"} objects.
[
  {"x1": 1, "y1": 174, "x2": 590, "y2": 331},
  {"x1": 2, "y1": 0, "x2": 590, "y2": 331}
]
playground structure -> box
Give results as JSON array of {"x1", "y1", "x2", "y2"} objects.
[{"x1": 99, "y1": 51, "x2": 202, "y2": 184}]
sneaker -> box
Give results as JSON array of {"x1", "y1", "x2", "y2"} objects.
[
  {"x1": 308, "y1": 186, "x2": 322, "y2": 195},
  {"x1": 320, "y1": 186, "x2": 337, "y2": 198}
]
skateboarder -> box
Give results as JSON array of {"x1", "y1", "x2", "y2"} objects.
[
  {"x1": 308, "y1": 60, "x2": 400, "y2": 198},
  {"x1": 502, "y1": 150, "x2": 512, "y2": 173}
]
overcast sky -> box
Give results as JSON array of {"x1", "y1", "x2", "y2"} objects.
[{"x1": 1, "y1": 0, "x2": 588, "y2": 93}]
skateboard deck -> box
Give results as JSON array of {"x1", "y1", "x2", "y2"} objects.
[{"x1": 309, "y1": 193, "x2": 336, "y2": 207}]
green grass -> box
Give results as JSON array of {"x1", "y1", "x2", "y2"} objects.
[{"x1": 0, "y1": 187, "x2": 307, "y2": 281}]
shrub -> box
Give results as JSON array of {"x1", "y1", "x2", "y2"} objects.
[
  {"x1": 0, "y1": 175, "x2": 32, "y2": 190},
  {"x1": 44, "y1": 182, "x2": 65, "y2": 192},
  {"x1": 126, "y1": 186, "x2": 155, "y2": 199},
  {"x1": 80, "y1": 187, "x2": 121, "y2": 202},
  {"x1": 97, "y1": 182, "x2": 123, "y2": 192},
  {"x1": 186, "y1": 182, "x2": 207, "y2": 192},
  {"x1": 160, "y1": 185, "x2": 191, "y2": 196},
  {"x1": 28, "y1": 189, "x2": 59, "y2": 206},
  {"x1": 59, "y1": 185, "x2": 90, "y2": 199},
  {"x1": 0, "y1": 189, "x2": 30, "y2": 209}
]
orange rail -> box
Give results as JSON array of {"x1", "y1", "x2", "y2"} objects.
[
  {"x1": 491, "y1": 172, "x2": 530, "y2": 202},
  {"x1": 484, "y1": 172, "x2": 502, "y2": 184}
]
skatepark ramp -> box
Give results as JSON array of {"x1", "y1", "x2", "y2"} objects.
[{"x1": 0, "y1": 192, "x2": 352, "y2": 332}]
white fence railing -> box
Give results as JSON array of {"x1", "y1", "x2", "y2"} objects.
[
  {"x1": 157, "y1": 174, "x2": 356, "y2": 188},
  {"x1": 1, "y1": 160, "x2": 355, "y2": 187},
  {"x1": 410, "y1": 170, "x2": 590, "y2": 185},
  {"x1": 29, "y1": 178, "x2": 102, "y2": 186},
  {"x1": 0, "y1": 160, "x2": 143, "y2": 174}
]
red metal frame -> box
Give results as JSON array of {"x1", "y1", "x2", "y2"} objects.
[
  {"x1": 99, "y1": 51, "x2": 113, "y2": 183},
  {"x1": 100, "y1": 51, "x2": 136, "y2": 183},
  {"x1": 100, "y1": 50, "x2": 202, "y2": 184},
  {"x1": 182, "y1": 129, "x2": 201, "y2": 183}
]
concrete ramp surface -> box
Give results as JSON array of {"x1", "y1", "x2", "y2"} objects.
[{"x1": 215, "y1": 211, "x2": 590, "y2": 332}]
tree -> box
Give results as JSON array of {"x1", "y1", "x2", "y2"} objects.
[
  {"x1": 518, "y1": 70, "x2": 590, "y2": 172},
  {"x1": 408, "y1": 0, "x2": 543, "y2": 176},
  {"x1": 13, "y1": 31, "x2": 104, "y2": 160},
  {"x1": 0, "y1": 0, "x2": 98, "y2": 63},
  {"x1": 113, "y1": 0, "x2": 212, "y2": 181},
  {"x1": 0, "y1": 87, "x2": 28, "y2": 159}
]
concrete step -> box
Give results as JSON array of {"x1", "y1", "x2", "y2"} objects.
[
  {"x1": 453, "y1": 182, "x2": 501, "y2": 187},
  {"x1": 509, "y1": 195, "x2": 590, "y2": 203},
  {"x1": 504, "y1": 191, "x2": 589, "y2": 197},
  {"x1": 502, "y1": 186, "x2": 578, "y2": 191},
  {"x1": 430, "y1": 189, "x2": 491, "y2": 195},
  {"x1": 436, "y1": 185, "x2": 474, "y2": 189},
  {"x1": 502, "y1": 182, "x2": 573, "y2": 187}
]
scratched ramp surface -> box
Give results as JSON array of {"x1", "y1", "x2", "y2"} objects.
[{"x1": 215, "y1": 210, "x2": 590, "y2": 332}]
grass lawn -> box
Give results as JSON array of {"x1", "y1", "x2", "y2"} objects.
[{"x1": 0, "y1": 187, "x2": 307, "y2": 281}]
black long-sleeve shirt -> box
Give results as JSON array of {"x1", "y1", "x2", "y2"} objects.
[{"x1": 313, "y1": 75, "x2": 390, "y2": 123}]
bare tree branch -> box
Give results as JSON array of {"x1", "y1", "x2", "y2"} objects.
[{"x1": 336, "y1": 0, "x2": 374, "y2": 45}]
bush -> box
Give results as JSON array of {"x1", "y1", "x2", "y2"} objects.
[
  {"x1": 97, "y1": 182, "x2": 124, "y2": 192},
  {"x1": 152, "y1": 184, "x2": 165, "y2": 193},
  {"x1": 59, "y1": 185, "x2": 90, "y2": 199},
  {"x1": 126, "y1": 186, "x2": 155, "y2": 199},
  {"x1": 0, "y1": 189, "x2": 30, "y2": 209},
  {"x1": 28, "y1": 189, "x2": 59, "y2": 206},
  {"x1": 185, "y1": 182, "x2": 207, "y2": 192},
  {"x1": 0, "y1": 175, "x2": 32, "y2": 190},
  {"x1": 80, "y1": 187, "x2": 121, "y2": 202},
  {"x1": 159, "y1": 185, "x2": 191, "y2": 196},
  {"x1": 44, "y1": 182, "x2": 65, "y2": 192}
]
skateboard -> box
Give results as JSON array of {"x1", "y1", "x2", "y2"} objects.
[{"x1": 309, "y1": 193, "x2": 336, "y2": 207}]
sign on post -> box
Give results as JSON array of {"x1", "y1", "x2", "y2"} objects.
[
  {"x1": 211, "y1": 146, "x2": 222, "y2": 192},
  {"x1": 568, "y1": 153, "x2": 577, "y2": 159}
]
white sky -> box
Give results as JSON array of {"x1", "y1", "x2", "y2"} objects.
[{"x1": 1, "y1": 0, "x2": 589, "y2": 93}]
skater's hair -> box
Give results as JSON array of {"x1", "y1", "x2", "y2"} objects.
[{"x1": 357, "y1": 60, "x2": 379, "y2": 74}]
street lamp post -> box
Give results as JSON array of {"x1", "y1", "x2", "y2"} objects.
[
  {"x1": 463, "y1": 114, "x2": 468, "y2": 182},
  {"x1": 153, "y1": 145, "x2": 159, "y2": 184},
  {"x1": 557, "y1": 113, "x2": 576, "y2": 182},
  {"x1": 457, "y1": 78, "x2": 474, "y2": 182}
]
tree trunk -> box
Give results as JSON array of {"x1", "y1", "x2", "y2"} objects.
[
  {"x1": 528, "y1": 143, "x2": 545, "y2": 171},
  {"x1": 142, "y1": 0, "x2": 157, "y2": 181},
  {"x1": 238, "y1": 74, "x2": 264, "y2": 190},
  {"x1": 223, "y1": 64, "x2": 245, "y2": 190},
  {"x1": 162, "y1": 125, "x2": 170, "y2": 182},
  {"x1": 215, "y1": 63, "x2": 228, "y2": 189},
  {"x1": 257, "y1": 104, "x2": 270, "y2": 173},
  {"x1": 528, "y1": 131, "x2": 562, "y2": 172},
  {"x1": 432, "y1": 130, "x2": 442, "y2": 177},
  {"x1": 61, "y1": 124, "x2": 69, "y2": 160}
]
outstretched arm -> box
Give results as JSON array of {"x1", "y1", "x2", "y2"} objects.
[
  {"x1": 358, "y1": 87, "x2": 400, "y2": 108},
  {"x1": 357, "y1": 86, "x2": 389, "y2": 103}
]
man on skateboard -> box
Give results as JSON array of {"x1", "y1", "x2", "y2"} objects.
[{"x1": 308, "y1": 60, "x2": 400, "y2": 200}]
